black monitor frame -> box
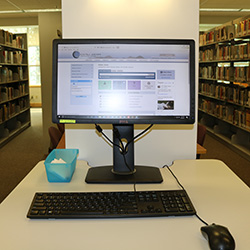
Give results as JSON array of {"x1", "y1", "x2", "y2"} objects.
[{"x1": 52, "y1": 38, "x2": 196, "y2": 184}]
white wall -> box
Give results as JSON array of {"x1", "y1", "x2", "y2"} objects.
[
  {"x1": 62, "y1": 0, "x2": 199, "y2": 167},
  {"x1": 39, "y1": 12, "x2": 62, "y2": 153},
  {"x1": 0, "y1": 17, "x2": 38, "y2": 26},
  {"x1": 30, "y1": 86, "x2": 42, "y2": 107}
]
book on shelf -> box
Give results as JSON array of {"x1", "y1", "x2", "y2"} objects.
[
  {"x1": 0, "y1": 28, "x2": 29, "y2": 146},
  {"x1": 215, "y1": 26, "x2": 228, "y2": 41},
  {"x1": 0, "y1": 87, "x2": 8, "y2": 102},
  {"x1": 199, "y1": 30, "x2": 215, "y2": 46},
  {"x1": 0, "y1": 66, "x2": 26, "y2": 82},
  {"x1": 234, "y1": 66, "x2": 248, "y2": 82},
  {"x1": 199, "y1": 48, "x2": 213, "y2": 62},
  {"x1": 13, "y1": 51, "x2": 23, "y2": 64},
  {"x1": 234, "y1": 18, "x2": 250, "y2": 37},
  {"x1": 0, "y1": 29, "x2": 26, "y2": 49},
  {"x1": 14, "y1": 35, "x2": 25, "y2": 49},
  {"x1": 3, "y1": 30, "x2": 13, "y2": 46},
  {"x1": 248, "y1": 18, "x2": 250, "y2": 35},
  {"x1": 234, "y1": 110, "x2": 248, "y2": 129},
  {"x1": 199, "y1": 42, "x2": 250, "y2": 62},
  {"x1": 8, "y1": 51, "x2": 14, "y2": 64},
  {"x1": 200, "y1": 16, "x2": 250, "y2": 47},
  {"x1": 200, "y1": 64, "x2": 250, "y2": 83},
  {"x1": 3, "y1": 104, "x2": 8, "y2": 120},
  {"x1": 215, "y1": 66, "x2": 233, "y2": 81},
  {"x1": 200, "y1": 98, "x2": 250, "y2": 131},
  {"x1": 247, "y1": 90, "x2": 250, "y2": 106},
  {"x1": 0, "y1": 49, "x2": 24, "y2": 65},
  {"x1": 231, "y1": 43, "x2": 250, "y2": 60},
  {"x1": 215, "y1": 44, "x2": 231, "y2": 61},
  {"x1": 199, "y1": 25, "x2": 234, "y2": 46},
  {"x1": 225, "y1": 106, "x2": 234, "y2": 122},
  {"x1": 200, "y1": 81, "x2": 250, "y2": 107},
  {"x1": 246, "y1": 111, "x2": 250, "y2": 130},
  {"x1": 19, "y1": 83, "x2": 26, "y2": 95},
  {"x1": 0, "y1": 107, "x2": 3, "y2": 123},
  {"x1": 18, "y1": 67, "x2": 23, "y2": 80},
  {"x1": 0, "y1": 29, "x2": 5, "y2": 44},
  {"x1": 18, "y1": 97, "x2": 28, "y2": 110},
  {"x1": 215, "y1": 85, "x2": 226, "y2": 100},
  {"x1": 14, "y1": 88, "x2": 20, "y2": 98},
  {"x1": 0, "y1": 50, "x2": 8, "y2": 63},
  {"x1": 7, "y1": 87, "x2": 14, "y2": 100},
  {"x1": 15, "y1": 105, "x2": 20, "y2": 113},
  {"x1": 199, "y1": 66, "x2": 214, "y2": 79},
  {"x1": 0, "y1": 67, "x2": 13, "y2": 82}
]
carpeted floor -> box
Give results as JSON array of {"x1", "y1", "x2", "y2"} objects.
[
  {"x1": 0, "y1": 108, "x2": 46, "y2": 203},
  {"x1": 0, "y1": 110, "x2": 249, "y2": 203}
]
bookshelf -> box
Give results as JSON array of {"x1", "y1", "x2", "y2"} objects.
[
  {"x1": 0, "y1": 30, "x2": 30, "y2": 148},
  {"x1": 199, "y1": 16, "x2": 250, "y2": 160}
]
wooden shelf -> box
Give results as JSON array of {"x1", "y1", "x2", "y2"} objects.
[
  {"x1": 0, "y1": 121, "x2": 30, "y2": 148},
  {"x1": 0, "y1": 32, "x2": 30, "y2": 148},
  {"x1": 205, "y1": 126, "x2": 250, "y2": 161},
  {"x1": 199, "y1": 18, "x2": 250, "y2": 159}
]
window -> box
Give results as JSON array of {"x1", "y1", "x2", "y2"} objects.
[{"x1": 0, "y1": 26, "x2": 41, "y2": 86}]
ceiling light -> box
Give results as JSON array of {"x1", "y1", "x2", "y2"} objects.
[
  {"x1": 199, "y1": 24, "x2": 221, "y2": 31},
  {"x1": 0, "y1": 10, "x2": 23, "y2": 14},
  {"x1": 25, "y1": 9, "x2": 61, "y2": 13},
  {"x1": 0, "y1": 9, "x2": 61, "y2": 14},
  {"x1": 200, "y1": 8, "x2": 240, "y2": 12}
]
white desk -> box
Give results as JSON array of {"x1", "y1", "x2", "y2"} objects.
[{"x1": 0, "y1": 159, "x2": 250, "y2": 250}]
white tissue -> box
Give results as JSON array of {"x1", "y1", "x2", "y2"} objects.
[{"x1": 51, "y1": 158, "x2": 66, "y2": 164}]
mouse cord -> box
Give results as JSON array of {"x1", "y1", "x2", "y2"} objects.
[{"x1": 162, "y1": 164, "x2": 208, "y2": 226}]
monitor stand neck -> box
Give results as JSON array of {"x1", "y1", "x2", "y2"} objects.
[
  {"x1": 85, "y1": 124, "x2": 163, "y2": 184},
  {"x1": 112, "y1": 124, "x2": 135, "y2": 175}
]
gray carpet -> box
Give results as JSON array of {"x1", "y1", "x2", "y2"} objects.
[
  {"x1": 0, "y1": 110, "x2": 249, "y2": 203},
  {"x1": 0, "y1": 108, "x2": 46, "y2": 203}
]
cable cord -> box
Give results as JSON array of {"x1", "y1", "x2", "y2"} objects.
[
  {"x1": 162, "y1": 164, "x2": 208, "y2": 226},
  {"x1": 95, "y1": 124, "x2": 153, "y2": 193},
  {"x1": 95, "y1": 124, "x2": 122, "y2": 150},
  {"x1": 95, "y1": 124, "x2": 154, "y2": 172},
  {"x1": 124, "y1": 124, "x2": 153, "y2": 153}
]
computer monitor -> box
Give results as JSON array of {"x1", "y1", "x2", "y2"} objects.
[{"x1": 52, "y1": 39, "x2": 195, "y2": 184}]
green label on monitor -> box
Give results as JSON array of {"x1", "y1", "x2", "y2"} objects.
[{"x1": 59, "y1": 119, "x2": 76, "y2": 123}]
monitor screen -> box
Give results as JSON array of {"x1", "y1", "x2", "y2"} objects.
[
  {"x1": 52, "y1": 39, "x2": 196, "y2": 184},
  {"x1": 52, "y1": 39, "x2": 195, "y2": 125}
]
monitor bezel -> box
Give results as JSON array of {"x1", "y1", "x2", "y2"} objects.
[{"x1": 52, "y1": 38, "x2": 196, "y2": 125}]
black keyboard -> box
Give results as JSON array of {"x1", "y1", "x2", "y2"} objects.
[{"x1": 27, "y1": 190, "x2": 196, "y2": 219}]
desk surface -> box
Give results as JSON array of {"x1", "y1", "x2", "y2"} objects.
[{"x1": 0, "y1": 159, "x2": 249, "y2": 250}]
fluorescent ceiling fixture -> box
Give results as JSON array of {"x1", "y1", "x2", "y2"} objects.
[
  {"x1": 199, "y1": 24, "x2": 222, "y2": 31},
  {"x1": 240, "y1": 9, "x2": 250, "y2": 12},
  {"x1": 0, "y1": 9, "x2": 61, "y2": 14},
  {"x1": 200, "y1": 8, "x2": 240, "y2": 12},
  {"x1": 0, "y1": 10, "x2": 23, "y2": 13},
  {"x1": 199, "y1": 24, "x2": 221, "y2": 27},
  {"x1": 25, "y1": 9, "x2": 61, "y2": 13}
]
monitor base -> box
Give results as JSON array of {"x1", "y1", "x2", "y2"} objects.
[{"x1": 85, "y1": 166, "x2": 163, "y2": 184}]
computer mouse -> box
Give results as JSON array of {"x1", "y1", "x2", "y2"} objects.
[{"x1": 200, "y1": 223, "x2": 235, "y2": 250}]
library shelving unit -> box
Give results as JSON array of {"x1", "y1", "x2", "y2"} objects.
[
  {"x1": 199, "y1": 16, "x2": 250, "y2": 160},
  {"x1": 0, "y1": 30, "x2": 30, "y2": 148}
]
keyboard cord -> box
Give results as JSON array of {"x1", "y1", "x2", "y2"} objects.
[{"x1": 162, "y1": 164, "x2": 208, "y2": 226}]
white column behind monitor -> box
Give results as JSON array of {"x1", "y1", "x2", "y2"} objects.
[{"x1": 61, "y1": 0, "x2": 199, "y2": 167}]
